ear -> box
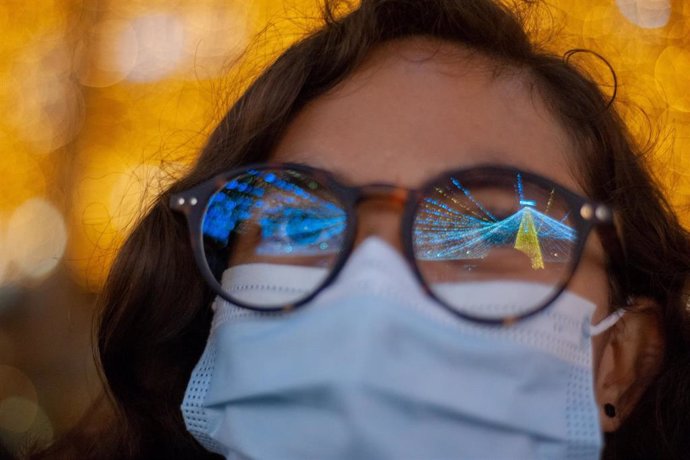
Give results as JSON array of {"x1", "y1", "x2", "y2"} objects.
[{"x1": 595, "y1": 297, "x2": 665, "y2": 432}]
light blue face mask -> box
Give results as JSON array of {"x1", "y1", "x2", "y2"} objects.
[{"x1": 181, "y1": 237, "x2": 623, "y2": 460}]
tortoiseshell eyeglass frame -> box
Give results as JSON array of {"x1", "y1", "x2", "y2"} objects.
[{"x1": 169, "y1": 162, "x2": 628, "y2": 326}]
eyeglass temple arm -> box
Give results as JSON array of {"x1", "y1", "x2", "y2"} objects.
[{"x1": 592, "y1": 210, "x2": 631, "y2": 308}]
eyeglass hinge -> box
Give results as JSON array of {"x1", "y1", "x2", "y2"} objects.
[
  {"x1": 175, "y1": 197, "x2": 198, "y2": 207},
  {"x1": 580, "y1": 203, "x2": 611, "y2": 222}
]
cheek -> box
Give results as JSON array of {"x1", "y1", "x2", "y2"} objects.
[
  {"x1": 567, "y1": 264, "x2": 610, "y2": 321},
  {"x1": 567, "y1": 234, "x2": 611, "y2": 319},
  {"x1": 565, "y1": 250, "x2": 611, "y2": 370}
]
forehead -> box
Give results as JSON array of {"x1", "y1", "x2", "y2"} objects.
[{"x1": 271, "y1": 37, "x2": 580, "y2": 192}]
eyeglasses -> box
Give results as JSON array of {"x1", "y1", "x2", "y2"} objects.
[{"x1": 170, "y1": 163, "x2": 626, "y2": 325}]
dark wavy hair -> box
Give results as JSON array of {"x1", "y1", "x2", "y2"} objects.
[{"x1": 31, "y1": 0, "x2": 690, "y2": 459}]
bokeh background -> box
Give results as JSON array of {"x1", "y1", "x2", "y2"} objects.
[{"x1": 0, "y1": 0, "x2": 688, "y2": 455}]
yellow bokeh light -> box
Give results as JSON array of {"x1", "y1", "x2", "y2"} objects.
[
  {"x1": 125, "y1": 13, "x2": 187, "y2": 83},
  {"x1": 0, "y1": 398, "x2": 38, "y2": 434},
  {"x1": 615, "y1": 0, "x2": 671, "y2": 29},
  {"x1": 6, "y1": 198, "x2": 68, "y2": 280},
  {"x1": 76, "y1": 20, "x2": 138, "y2": 88},
  {"x1": 655, "y1": 46, "x2": 690, "y2": 113},
  {"x1": 180, "y1": 3, "x2": 252, "y2": 78},
  {"x1": 0, "y1": 0, "x2": 67, "y2": 54},
  {"x1": 4, "y1": 35, "x2": 84, "y2": 155},
  {"x1": 108, "y1": 164, "x2": 171, "y2": 233},
  {"x1": 0, "y1": 397, "x2": 54, "y2": 453},
  {"x1": 0, "y1": 149, "x2": 46, "y2": 212},
  {"x1": 0, "y1": 365, "x2": 38, "y2": 433},
  {"x1": 582, "y1": 5, "x2": 617, "y2": 39},
  {"x1": 68, "y1": 155, "x2": 184, "y2": 289},
  {"x1": 1, "y1": 0, "x2": 685, "y2": 293}
]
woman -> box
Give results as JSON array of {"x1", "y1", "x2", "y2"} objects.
[{"x1": 35, "y1": 0, "x2": 690, "y2": 458}]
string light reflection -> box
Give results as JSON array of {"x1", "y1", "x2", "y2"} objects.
[
  {"x1": 414, "y1": 175, "x2": 576, "y2": 270},
  {"x1": 203, "y1": 171, "x2": 346, "y2": 257}
]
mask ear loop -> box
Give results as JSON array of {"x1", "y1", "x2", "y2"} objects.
[
  {"x1": 588, "y1": 309, "x2": 625, "y2": 336},
  {"x1": 587, "y1": 296, "x2": 632, "y2": 337}
]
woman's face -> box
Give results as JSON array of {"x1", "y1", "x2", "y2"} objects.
[{"x1": 270, "y1": 37, "x2": 612, "y2": 420}]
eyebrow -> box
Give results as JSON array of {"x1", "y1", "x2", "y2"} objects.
[
  {"x1": 274, "y1": 149, "x2": 533, "y2": 183},
  {"x1": 277, "y1": 156, "x2": 346, "y2": 176}
]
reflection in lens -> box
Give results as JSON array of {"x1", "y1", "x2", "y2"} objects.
[
  {"x1": 413, "y1": 171, "x2": 577, "y2": 320},
  {"x1": 201, "y1": 169, "x2": 347, "y2": 308}
]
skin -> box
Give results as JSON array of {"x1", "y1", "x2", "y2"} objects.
[{"x1": 270, "y1": 37, "x2": 662, "y2": 432}]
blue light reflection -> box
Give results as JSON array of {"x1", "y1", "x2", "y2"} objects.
[
  {"x1": 202, "y1": 171, "x2": 346, "y2": 257},
  {"x1": 415, "y1": 175, "x2": 576, "y2": 268}
]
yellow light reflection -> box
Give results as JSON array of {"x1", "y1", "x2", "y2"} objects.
[{"x1": 514, "y1": 209, "x2": 545, "y2": 270}]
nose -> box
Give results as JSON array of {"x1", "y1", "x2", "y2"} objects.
[{"x1": 352, "y1": 185, "x2": 410, "y2": 252}]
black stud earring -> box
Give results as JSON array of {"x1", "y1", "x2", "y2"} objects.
[{"x1": 604, "y1": 403, "x2": 616, "y2": 418}]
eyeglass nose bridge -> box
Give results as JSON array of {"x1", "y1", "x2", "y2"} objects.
[{"x1": 353, "y1": 183, "x2": 412, "y2": 205}]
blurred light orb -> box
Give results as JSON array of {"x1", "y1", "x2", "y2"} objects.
[
  {"x1": 0, "y1": 365, "x2": 38, "y2": 433},
  {"x1": 182, "y1": 4, "x2": 250, "y2": 77},
  {"x1": 582, "y1": 6, "x2": 616, "y2": 39},
  {"x1": 0, "y1": 150, "x2": 47, "y2": 213},
  {"x1": 655, "y1": 46, "x2": 690, "y2": 113},
  {"x1": 10, "y1": 39, "x2": 85, "y2": 154},
  {"x1": 21, "y1": 78, "x2": 84, "y2": 154},
  {"x1": 615, "y1": 0, "x2": 671, "y2": 29},
  {"x1": 0, "y1": 397, "x2": 38, "y2": 434},
  {"x1": 123, "y1": 13, "x2": 186, "y2": 83},
  {"x1": 77, "y1": 20, "x2": 137, "y2": 88},
  {"x1": 6, "y1": 198, "x2": 67, "y2": 280},
  {"x1": 0, "y1": 399, "x2": 54, "y2": 453}
]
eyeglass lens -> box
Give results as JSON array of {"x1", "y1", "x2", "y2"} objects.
[
  {"x1": 201, "y1": 169, "x2": 346, "y2": 308},
  {"x1": 412, "y1": 172, "x2": 577, "y2": 320},
  {"x1": 200, "y1": 168, "x2": 579, "y2": 319}
]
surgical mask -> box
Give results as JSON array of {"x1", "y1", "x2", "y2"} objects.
[{"x1": 181, "y1": 236, "x2": 623, "y2": 460}]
